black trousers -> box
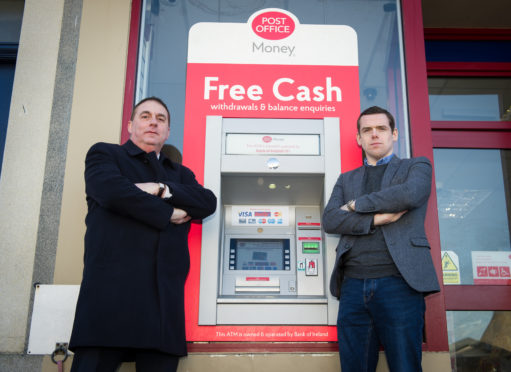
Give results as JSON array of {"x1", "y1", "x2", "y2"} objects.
[{"x1": 70, "y1": 347, "x2": 180, "y2": 372}]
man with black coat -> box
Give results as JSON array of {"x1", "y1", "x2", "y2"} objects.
[{"x1": 69, "y1": 97, "x2": 217, "y2": 372}]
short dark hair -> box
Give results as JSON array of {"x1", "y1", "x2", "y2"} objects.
[
  {"x1": 131, "y1": 96, "x2": 171, "y2": 125},
  {"x1": 357, "y1": 106, "x2": 395, "y2": 133}
]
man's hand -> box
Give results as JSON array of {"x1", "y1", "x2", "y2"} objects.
[
  {"x1": 135, "y1": 182, "x2": 160, "y2": 195},
  {"x1": 373, "y1": 210, "x2": 407, "y2": 226},
  {"x1": 171, "y1": 208, "x2": 191, "y2": 224}
]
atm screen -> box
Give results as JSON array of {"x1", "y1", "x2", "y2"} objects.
[{"x1": 229, "y1": 239, "x2": 290, "y2": 271}]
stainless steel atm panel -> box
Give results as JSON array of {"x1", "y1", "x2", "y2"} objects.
[
  {"x1": 221, "y1": 205, "x2": 297, "y2": 297},
  {"x1": 221, "y1": 205, "x2": 326, "y2": 298},
  {"x1": 199, "y1": 117, "x2": 341, "y2": 325}
]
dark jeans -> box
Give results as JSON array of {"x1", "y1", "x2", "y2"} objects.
[
  {"x1": 70, "y1": 347, "x2": 180, "y2": 372},
  {"x1": 337, "y1": 275, "x2": 425, "y2": 372}
]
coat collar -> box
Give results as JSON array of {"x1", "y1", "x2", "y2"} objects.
[{"x1": 122, "y1": 139, "x2": 175, "y2": 169}]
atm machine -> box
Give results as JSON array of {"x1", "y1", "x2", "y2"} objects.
[{"x1": 199, "y1": 116, "x2": 340, "y2": 325}]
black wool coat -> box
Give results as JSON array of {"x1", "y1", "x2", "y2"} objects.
[{"x1": 69, "y1": 140, "x2": 217, "y2": 356}]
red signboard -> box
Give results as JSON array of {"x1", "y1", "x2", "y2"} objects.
[{"x1": 182, "y1": 8, "x2": 361, "y2": 342}]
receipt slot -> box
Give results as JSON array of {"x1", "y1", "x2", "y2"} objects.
[{"x1": 199, "y1": 117, "x2": 340, "y2": 325}]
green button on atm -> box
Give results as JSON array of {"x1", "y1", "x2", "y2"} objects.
[{"x1": 302, "y1": 241, "x2": 320, "y2": 254}]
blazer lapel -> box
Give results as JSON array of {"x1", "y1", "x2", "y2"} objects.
[
  {"x1": 381, "y1": 155, "x2": 400, "y2": 188},
  {"x1": 352, "y1": 166, "x2": 366, "y2": 198}
]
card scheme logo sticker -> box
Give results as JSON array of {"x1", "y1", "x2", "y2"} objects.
[{"x1": 250, "y1": 10, "x2": 297, "y2": 40}]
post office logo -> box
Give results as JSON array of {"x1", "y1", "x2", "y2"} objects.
[{"x1": 251, "y1": 10, "x2": 296, "y2": 40}]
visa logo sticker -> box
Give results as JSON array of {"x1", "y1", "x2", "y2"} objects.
[{"x1": 232, "y1": 206, "x2": 290, "y2": 226}]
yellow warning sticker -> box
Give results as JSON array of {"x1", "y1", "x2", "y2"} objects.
[
  {"x1": 441, "y1": 251, "x2": 460, "y2": 284},
  {"x1": 442, "y1": 252, "x2": 458, "y2": 271}
]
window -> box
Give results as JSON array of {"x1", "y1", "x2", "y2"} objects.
[
  {"x1": 426, "y1": 29, "x2": 511, "y2": 370},
  {"x1": 0, "y1": 0, "x2": 24, "y2": 174},
  {"x1": 429, "y1": 77, "x2": 511, "y2": 122},
  {"x1": 447, "y1": 311, "x2": 511, "y2": 371},
  {"x1": 434, "y1": 148, "x2": 511, "y2": 286},
  {"x1": 130, "y1": 0, "x2": 412, "y2": 157}
]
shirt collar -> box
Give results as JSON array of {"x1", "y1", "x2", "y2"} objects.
[
  {"x1": 364, "y1": 153, "x2": 395, "y2": 167},
  {"x1": 122, "y1": 139, "x2": 175, "y2": 168}
]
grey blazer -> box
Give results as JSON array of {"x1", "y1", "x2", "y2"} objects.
[{"x1": 323, "y1": 155, "x2": 441, "y2": 298}]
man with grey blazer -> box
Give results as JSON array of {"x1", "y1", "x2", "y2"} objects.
[{"x1": 323, "y1": 106, "x2": 440, "y2": 372}]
